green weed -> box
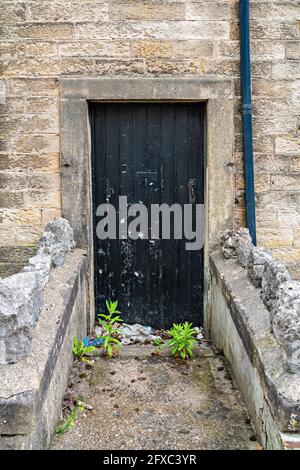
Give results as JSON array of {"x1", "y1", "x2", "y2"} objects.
[
  {"x1": 167, "y1": 322, "x2": 197, "y2": 360},
  {"x1": 72, "y1": 337, "x2": 95, "y2": 359},
  {"x1": 97, "y1": 300, "x2": 124, "y2": 358}
]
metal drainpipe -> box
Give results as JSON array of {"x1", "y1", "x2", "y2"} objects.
[{"x1": 240, "y1": 0, "x2": 257, "y2": 245}]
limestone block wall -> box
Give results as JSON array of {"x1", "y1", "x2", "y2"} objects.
[{"x1": 0, "y1": 1, "x2": 299, "y2": 266}]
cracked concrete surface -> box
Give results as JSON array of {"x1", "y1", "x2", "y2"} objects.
[{"x1": 51, "y1": 344, "x2": 260, "y2": 450}]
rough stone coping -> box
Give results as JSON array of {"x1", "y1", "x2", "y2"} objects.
[
  {"x1": 0, "y1": 249, "x2": 87, "y2": 438},
  {"x1": 210, "y1": 252, "x2": 300, "y2": 433}
]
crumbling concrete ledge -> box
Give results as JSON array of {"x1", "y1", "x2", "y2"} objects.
[
  {"x1": 209, "y1": 252, "x2": 300, "y2": 450},
  {"x1": 0, "y1": 250, "x2": 88, "y2": 449}
]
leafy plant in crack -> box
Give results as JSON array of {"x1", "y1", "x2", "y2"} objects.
[
  {"x1": 102, "y1": 334, "x2": 123, "y2": 359},
  {"x1": 97, "y1": 300, "x2": 124, "y2": 358},
  {"x1": 56, "y1": 407, "x2": 78, "y2": 436},
  {"x1": 153, "y1": 337, "x2": 164, "y2": 355},
  {"x1": 167, "y1": 322, "x2": 197, "y2": 360},
  {"x1": 56, "y1": 400, "x2": 87, "y2": 436},
  {"x1": 72, "y1": 337, "x2": 95, "y2": 360}
]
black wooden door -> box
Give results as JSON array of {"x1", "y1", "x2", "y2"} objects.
[{"x1": 92, "y1": 103, "x2": 204, "y2": 329}]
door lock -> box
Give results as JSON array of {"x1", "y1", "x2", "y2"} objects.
[{"x1": 188, "y1": 178, "x2": 196, "y2": 204}]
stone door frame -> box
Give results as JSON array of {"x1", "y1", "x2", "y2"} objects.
[{"x1": 59, "y1": 77, "x2": 235, "y2": 329}]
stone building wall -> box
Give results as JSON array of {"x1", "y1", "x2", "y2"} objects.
[{"x1": 0, "y1": 1, "x2": 299, "y2": 269}]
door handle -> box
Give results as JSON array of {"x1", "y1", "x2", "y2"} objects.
[{"x1": 188, "y1": 178, "x2": 196, "y2": 204}]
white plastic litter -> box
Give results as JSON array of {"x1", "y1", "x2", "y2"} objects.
[{"x1": 119, "y1": 323, "x2": 159, "y2": 345}]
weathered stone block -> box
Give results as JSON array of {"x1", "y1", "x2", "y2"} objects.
[
  {"x1": 233, "y1": 228, "x2": 253, "y2": 267},
  {"x1": 220, "y1": 229, "x2": 236, "y2": 259},
  {"x1": 286, "y1": 262, "x2": 300, "y2": 281},
  {"x1": 27, "y1": 2, "x2": 108, "y2": 22},
  {"x1": 254, "y1": 174, "x2": 270, "y2": 193},
  {"x1": 0, "y1": 172, "x2": 60, "y2": 193},
  {"x1": 253, "y1": 134, "x2": 274, "y2": 154},
  {"x1": 6, "y1": 78, "x2": 59, "y2": 97},
  {"x1": 5, "y1": 328, "x2": 33, "y2": 364},
  {"x1": 290, "y1": 157, "x2": 300, "y2": 173},
  {"x1": 1, "y1": 271, "x2": 44, "y2": 326},
  {"x1": 16, "y1": 227, "x2": 43, "y2": 245},
  {"x1": 15, "y1": 135, "x2": 59, "y2": 155},
  {"x1": 272, "y1": 61, "x2": 300, "y2": 80},
  {"x1": 0, "y1": 154, "x2": 60, "y2": 172},
  {"x1": 219, "y1": 228, "x2": 253, "y2": 267},
  {"x1": 252, "y1": 79, "x2": 298, "y2": 99},
  {"x1": 275, "y1": 280, "x2": 300, "y2": 309},
  {"x1": 0, "y1": 191, "x2": 24, "y2": 208},
  {"x1": 0, "y1": 246, "x2": 37, "y2": 264},
  {"x1": 251, "y1": 20, "x2": 298, "y2": 41},
  {"x1": 256, "y1": 210, "x2": 278, "y2": 232},
  {"x1": 217, "y1": 40, "x2": 239, "y2": 59},
  {"x1": 173, "y1": 39, "x2": 214, "y2": 58},
  {"x1": 75, "y1": 21, "x2": 230, "y2": 40},
  {"x1": 255, "y1": 154, "x2": 289, "y2": 175},
  {"x1": 41, "y1": 209, "x2": 62, "y2": 226},
  {"x1": 252, "y1": 41, "x2": 285, "y2": 61},
  {"x1": 286, "y1": 41, "x2": 300, "y2": 60},
  {"x1": 0, "y1": 137, "x2": 7, "y2": 152},
  {"x1": 0, "y1": 226, "x2": 16, "y2": 246},
  {"x1": 270, "y1": 175, "x2": 300, "y2": 193},
  {"x1": 248, "y1": 246, "x2": 273, "y2": 288},
  {"x1": 252, "y1": 2, "x2": 300, "y2": 21},
  {"x1": 256, "y1": 191, "x2": 298, "y2": 213},
  {"x1": 26, "y1": 97, "x2": 58, "y2": 114},
  {"x1": 131, "y1": 40, "x2": 171, "y2": 58},
  {"x1": 201, "y1": 59, "x2": 240, "y2": 77},
  {"x1": 251, "y1": 61, "x2": 272, "y2": 78},
  {"x1": 4, "y1": 58, "x2": 56, "y2": 78},
  {"x1": 59, "y1": 57, "x2": 96, "y2": 76},
  {"x1": 293, "y1": 228, "x2": 300, "y2": 249},
  {"x1": 253, "y1": 97, "x2": 298, "y2": 134},
  {"x1": 0, "y1": 3, "x2": 26, "y2": 24},
  {"x1": 23, "y1": 191, "x2": 61, "y2": 210},
  {"x1": 0, "y1": 339, "x2": 5, "y2": 365},
  {"x1": 0, "y1": 263, "x2": 25, "y2": 278},
  {"x1": 272, "y1": 297, "x2": 300, "y2": 374},
  {"x1": 22, "y1": 255, "x2": 52, "y2": 288},
  {"x1": 0, "y1": 97, "x2": 24, "y2": 115},
  {"x1": 38, "y1": 218, "x2": 75, "y2": 267},
  {"x1": 146, "y1": 59, "x2": 198, "y2": 75},
  {"x1": 272, "y1": 248, "x2": 300, "y2": 265},
  {"x1": 1, "y1": 42, "x2": 57, "y2": 60},
  {"x1": 17, "y1": 114, "x2": 58, "y2": 134},
  {"x1": 275, "y1": 135, "x2": 300, "y2": 156},
  {"x1": 17, "y1": 24, "x2": 74, "y2": 40},
  {"x1": 0, "y1": 209, "x2": 41, "y2": 227},
  {"x1": 108, "y1": 1, "x2": 184, "y2": 21},
  {"x1": 0, "y1": 270, "x2": 44, "y2": 364},
  {"x1": 0, "y1": 80, "x2": 5, "y2": 105},
  {"x1": 0, "y1": 391, "x2": 35, "y2": 435},
  {"x1": 94, "y1": 59, "x2": 145, "y2": 76},
  {"x1": 278, "y1": 209, "x2": 300, "y2": 230},
  {"x1": 58, "y1": 40, "x2": 131, "y2": 58},
  {"x1": 261, "y1": 259, "x2": 291, "y2": 312}
]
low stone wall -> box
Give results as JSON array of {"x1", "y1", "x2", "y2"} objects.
[
  {"x1": 209, "y1": 239, "x2": 300, "y2": 449},
  {"x1": 219, "y1": 228, "x2": 300, "y2": 374},
  {"x1": 0, "y1": 249, "x2": 88, "y2": 449},
  {"x1": 0, "y1": 218, "x2": 75, "y2": 365}
]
